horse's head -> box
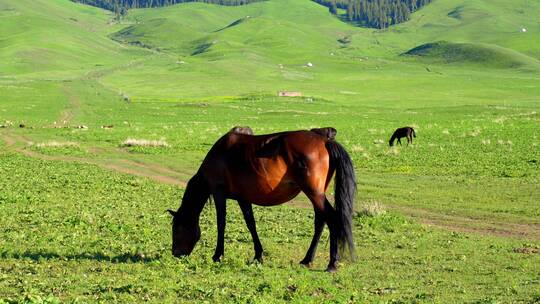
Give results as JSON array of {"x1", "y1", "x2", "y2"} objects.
[
  {"x1": 167, "y1": 174, "x2": 210, "y2": 257},
  {"x1": 168, "y1": 209, "x2": 201, "y2": 257}
]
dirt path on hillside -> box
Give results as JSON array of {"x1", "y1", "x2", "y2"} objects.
[
  {"x1": 0, "y1": 132, "x2": 187, "y2": 187},
  {"x1": 390, "y1": 205, "x2": 540, "y2": 240},
  {"x1": 56, "y1": 84, "x2": 82, "y2": 127},
  {"x1": 54, "y1": 58, "x2": 149, "y2": 127}
]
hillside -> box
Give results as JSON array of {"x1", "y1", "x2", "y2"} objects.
[
  {"x1": 403, "y1": 41, "x2": 540, "y2": 69},
  {"x1": 0, "y1": 0, "x2": 539, "y2": 103},
  {"x1": 97, "y1": 0, "x2": 540, "y2": 103},
  {"x1": 367, "y1": 0, "x2": 540, "y2": 59},
  {"x1": 0, "y1": 0, "x2": 142, "y2": 78},
  {"x1": 72, "y1": 0, "x2": 264, "y2": 12},
  {"x1": 110, "y1": 0, "x2": 349, "y2": 59}
]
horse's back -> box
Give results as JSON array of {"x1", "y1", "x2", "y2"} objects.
[
  {"x1": 392, "y1": 127, "x2": 414, "y2": 136},
  {"x1": 200, "y1": 129, "x2": 331, "y2": 205},
  {"x1": 213, "y1": 129, "x2": 329, "y2": 159}
]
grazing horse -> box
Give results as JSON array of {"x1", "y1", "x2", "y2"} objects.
[
  {"x1": 389, "y1": 127, "x2": 416, "y2": 146},
  {"x1": 168, "y1": 127, "x2": 356, "y2": 272}
]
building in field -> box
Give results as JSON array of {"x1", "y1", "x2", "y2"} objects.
[{"x1": 277, "y1": 91, "x2": 303, "y2": 97}]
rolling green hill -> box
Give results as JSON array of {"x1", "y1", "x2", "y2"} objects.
[
  {"x1": 1, "y1": 0, "x2": 539, "y2": 303},
  {"x1": 0, "y1": 0, "x2": 147, "y2": 79},
  {"x1": 95, "y1": 0, "x2": 539, "y2": 103},
  {"x1": 1, "y1": 0, "x2": 539, "y2": 98},
  {"x1": 369, "y1": 0, "x2": 540, "y2": 59},
  {"x1": 1, "y1": 0, "x2": 538, "y2": 116},
  {"x1": 1, "y1": 0, "x2": 539, "y2": 122},
  {"x1": 403, "y1": 41, "x2": 540, "y2": 69},
  {"x1": 110, "y1": 0, "x2": 349, "y2": 59}
]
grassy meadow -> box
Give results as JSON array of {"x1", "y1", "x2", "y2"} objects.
[{"x1": 0, "y1": 0, "x2": 539, "y2": 303}]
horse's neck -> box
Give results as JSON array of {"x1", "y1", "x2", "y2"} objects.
[{"x1": 179, "y1": 174, "x2": 210, "y2": 223}]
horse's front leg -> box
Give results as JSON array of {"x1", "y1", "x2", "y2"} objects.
[
  {"x1": 212, "y1": 190, "x2": 227, "y2": 262},
  {"x1": 238, "y1": 200, "x2": 264, "y2": 262}
]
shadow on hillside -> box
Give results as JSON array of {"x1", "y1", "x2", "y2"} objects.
[{"x1": 0, "y1": 251, "x2": 160, "y2": 263}]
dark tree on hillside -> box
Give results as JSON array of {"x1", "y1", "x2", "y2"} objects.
[
  {"x1": 313, "y1": 0, "x2": 432, "y2": 29},
  {"x1": 329, "y1": 1, "x2": 338, "y2": 15},
  {"x1": 75, "y1": 0, "x2": 431, "y2": 28},
  {"x1": 73, "y1": 0, "x2": 264, "y2": 15}
]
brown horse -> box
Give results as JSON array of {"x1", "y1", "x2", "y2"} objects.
[
  {"x1": 168, "y1": 127, "x2": 356, "y2": 272},
  {"x1": 389, "y1": 127, "x2": 416, "y2": 146}
]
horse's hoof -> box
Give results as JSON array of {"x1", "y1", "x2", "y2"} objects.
[
  {"x1": 325, "y1": 265, "x2": 337, "y2": 273},
  {"x1": 212, "y1": 255, "x2": 223, "y2": 262},
  {"x1": 299, "y1": 260, "x2": 313, "y2": 268},
  {"x1": 254, "y1": 256, "x2": 264, "y2": 263}
]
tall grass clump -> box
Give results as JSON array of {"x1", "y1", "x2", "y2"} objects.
[
  {"x1": 121, "y1": 138, "x2": 169, "y2": 147},
  {"x1": 34, "y1": 141, "x2": 79, "y2": 148},
  {"x1": 357, "y1": 200, "x2": 387, "y2": 217}
]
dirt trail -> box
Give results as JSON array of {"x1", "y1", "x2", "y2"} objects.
[
  {"x1": 390, "y1": 205, "x2": 540, "y2": 240},
  {"x1": 253, "y1": 193, "x2": 540, "y2": 240},
  {"x1": 0, "y1": 131, "x2": 187, "y2": 187},
  {"x1": 57, "y1": 84, "x2": 82, "y2": 127}
]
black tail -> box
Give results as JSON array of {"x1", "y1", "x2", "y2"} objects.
[{"x1": 326, "y1": 141, "x2": 357, "y2": 260}]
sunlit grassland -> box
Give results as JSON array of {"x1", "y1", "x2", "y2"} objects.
[
  {"x1": 2, "y1": 77, "x2": 539, "y2": 227},
  {"x1": 1, "y1": 74, "x2": 539, "y2": 301},
  {"x1": 0, "y1": 153, "x2": 539, "y2": 303},
  {"x1": 0, "y1": 0, "x2": 540, "y2": 302}
]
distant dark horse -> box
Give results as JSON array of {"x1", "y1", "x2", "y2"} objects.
[
  {"x1": 389, "y1": 127, "x2": 416, "y2": 146},
  {"x1": 168, "y1": 127, "x2": 356, "y2": 272}
]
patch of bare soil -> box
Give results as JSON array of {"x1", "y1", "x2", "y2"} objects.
[
  {"x1": 391, "y1": 205, "x2": 540, "y2": 240},
  {"x1": 513, "y1": 247, "x2": 539, "y2": 254},
  {"x1": 0, "y1": 131, "x2": 186, "y2": 187}
]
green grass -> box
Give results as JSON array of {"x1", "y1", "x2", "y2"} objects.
[
  {"x1": 0, "y1": 0, "x2": 539, "y2": 302},
  {"x1": 0, "y1": 0, "x2": 145, "y2": 79},
  {"x1": 0, "y1": 153, "x2": 538, "y2": 303}
]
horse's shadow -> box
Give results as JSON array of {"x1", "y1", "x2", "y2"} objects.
[{"x1": 0, "y1": 250, "x2": 160, "y2": 263}]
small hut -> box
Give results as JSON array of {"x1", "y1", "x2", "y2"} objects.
[{"x1": 277, "y1": 91, "x2": 303, "y2": 97}]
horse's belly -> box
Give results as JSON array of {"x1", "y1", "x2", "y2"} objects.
[
  {"x1": 249, "y1": 183, "x2": 301, "y2": 206},
  {"x1": 229, "y1": 173, "x2": 301, "y2": 206}
]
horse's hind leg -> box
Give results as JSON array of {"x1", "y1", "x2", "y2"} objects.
[
  {"x1": 301, "y1": 192, "x2": 339, "y2": 272},
  {"x1": 293, "y1": 154, "x2": 339, "y2": 272},
  {"x1": 238, "y1": 200, "x2": 263, "y2": 262},
  {"x1": 212, "y1": 189, "x2": 227, "y2": 262},
  {"x1": 300, "y1": 208, "x2": 324, "y2": 267},
  {"x1": 322, "y1": 199, "x2": 339, "y2": 272}
]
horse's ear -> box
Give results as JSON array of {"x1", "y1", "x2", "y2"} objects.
[{"x1": 167, "y1": 209, "x2": 177, "y2": 217}]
